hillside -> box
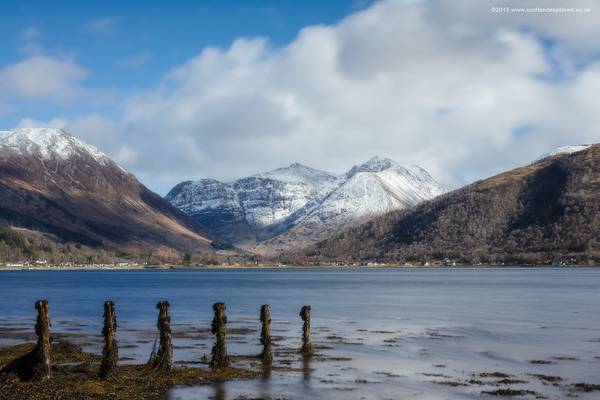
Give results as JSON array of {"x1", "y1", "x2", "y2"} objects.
[
  {"x1": 307, "y1": 145, "x2": 600, "y2": 265},
  {"x1": 0, "y1": 128, "x2": 219, "y2": 262}
]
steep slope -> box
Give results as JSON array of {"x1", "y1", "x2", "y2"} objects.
[
  {"x1": 168, "y1": 156, "x2": 445, "y2": 253},
  {"x1": 165, "y1": 179, "x2": 251, "y2": 245},
  {"x1": 308, "y1": 145, "x2": 600, "y2": 265},
  {"x1": 0, "y1": 128, "x2": 214, "y2": 259}
]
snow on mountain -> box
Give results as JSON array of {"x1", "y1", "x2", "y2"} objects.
[
  {"x1": 256, "y1": 162, "x2": 340, "y2": 188},
  {"x1": 268, "y1": 158, "x2": 446, "y2": 240},
  {"x1": 344, "y1": 155, "x2": 396, "y2": 178},
  {"x1": 538, "y1": 144, "x2": 591, "y2": 161},
  {"x1": 306, "y1": 172, "x2": 410, "y2": 224},
  {"x1": 167, "y1": 179, "x2": 241, "y2": 216},
  {"x1": 166, "y1": 163, "x2": 343, "y2": 244},
  {"x1": 239, "y1": 163, "x2": 342, "y2": 227},
  {"x1": 167, "y1": 157, "x2": 446, "y2": 249},
  {"x1": 0, "y1": 127, "x2": 113, "y2": 165},
  {"x1": 166, "y1": 179, "x2": 251, "y2": 244},
  {"x1": 0, "y1": 127, "x2": 213, "y2": 256}
]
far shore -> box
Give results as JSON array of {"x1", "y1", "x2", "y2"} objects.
[{"x1": 0, "y1": 263, "x2": 597, "y2": 271}]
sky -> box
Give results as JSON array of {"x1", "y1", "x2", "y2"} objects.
[{"x1": 1, "y1": 0, "x2": 599, "y2": 195}]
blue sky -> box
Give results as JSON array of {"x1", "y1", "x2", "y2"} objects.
[
  {"x1": 1, "y1": 0, "x2": 598, "y2": 194},
  {"x1": 0, "y1": 0, "x2": 371, "y2": 127}
]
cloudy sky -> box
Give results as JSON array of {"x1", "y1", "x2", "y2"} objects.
[{"x1": 1, "y1": 0, "x2": 598, "y2": 194}]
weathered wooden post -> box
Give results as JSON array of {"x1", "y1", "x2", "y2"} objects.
[
  {"x1": 299, "y1": 305, "x2": 314, "y2": 356},
  {"x1": 100, "y1": 301, "x2": 118, "y2": 377},
  {"x1": 33, "y1": 299, "x2": 51, "y2": 380},
  {"x1": 149, "y1": 300, "x2": 173, "y2": 372},
  {"x1": 0, "y1": 300, "x2": 51, "y2": 381},
  {"x1": 259, "y1": 304, "x2": 272, "y2": 364},
  {"x1": 210, "y1": 302, "x2": 229, "y2": 368}
]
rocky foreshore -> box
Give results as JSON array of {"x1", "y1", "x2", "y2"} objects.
[{"x1": 0, "y1": 340, "x2": 260, "y2": 400}]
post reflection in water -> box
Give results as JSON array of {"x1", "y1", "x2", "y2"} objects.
[
  {"x1": 302, "y1": 355, "x2": 312, "y2": 383},
  {"x1": 259, "y1": 359, "x2": 272, "y2": 398},
  {"x1": 212, "y1": 383, "x2": 225, "y2": 400},
  {"x1": 259, "y1": 372, "x2": 270, "y2": 399},
  {"x1": 261, "y1": 362, "x2": 272, "y2": 380}
]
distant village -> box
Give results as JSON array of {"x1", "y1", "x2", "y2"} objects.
[
  {"x1": 0, "y1": 256, "x2": 585, "y2": 270},
  {"x1": 0, "y1": 259, "x2": 143, "y2": 270}
]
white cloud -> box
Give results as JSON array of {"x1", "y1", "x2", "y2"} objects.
[
  {"x1": 113, "y1": 145, "x2": 138, "y2": 164},
  {"x1": 85, "y1": 17, "x2": 117, "y2": 35},
  {"x1": 13, "y1": 0, "x2": 599, "y2": 195},
  {"x1": 112, "y1": 0, "x2": 600, "y2": 194},
  {"x1": 118, "y1": 51, "x2": 153, "y2": 68},
  {"x1": 0, "y1": 29, "x2": 89, "y2": 108},
  {"x1": 426, "y1": 0, "x2": 599, "y2": 55},
  {"x1": 0, "y1": 55, "x2": 86, "y2": 101},
  {"x1": 17, "y1": 117, "x2": 68, "y2": 129}
]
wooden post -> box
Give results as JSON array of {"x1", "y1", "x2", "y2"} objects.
[
  {"x1": 259, "y1": 304, "x2": 272, "y2": 364},
  {"x1": 0, "y1": 300, "x2": 51, "y2": 381},
  {"x1": 299, "y1": 305, "x2": 314, "y2": 356},
  {"x1": 149, "y1": 301, "x2": 173, "y2": 372},
  {"x1": 210, "y1": 302, "x2": 229, "y2": 368},
  {"x1": 100, "y1": 301, "x2": 118, "y2": 377}
]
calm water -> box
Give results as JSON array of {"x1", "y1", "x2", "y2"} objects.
[{"x1": 1, "y1": 267, "x2": 599, "y2": 399}]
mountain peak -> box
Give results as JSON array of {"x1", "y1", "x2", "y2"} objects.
[
  {"x1": 364, "y1": 155, "x2": 396, "y2": 168},
  {"x1": 1, "y1": 127, "x2": 111, "y2": 165},
  {"x1": 14, "y1": 126, "x2": 68, "y2": 138},
  {"x1": 345, "y1": 156, "x2": 397, "y2": 178},
  {"x1": 2, "y1": 127, "x2": 70, "y2": 150},
  {"x1": 289, "y1": 162, "x2": 308, "y2": 169},
  {"x1": 256, "y1": 162, "x2": 339, "y2": 185}
]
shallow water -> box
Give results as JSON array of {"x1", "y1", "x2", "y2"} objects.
[{"x1": 1, "y1": 267, "x2": 599, "y2": 399}]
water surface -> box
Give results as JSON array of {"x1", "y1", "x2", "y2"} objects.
[{"x1": 1, "y1": 267, "x2": 599, "y2": 399}]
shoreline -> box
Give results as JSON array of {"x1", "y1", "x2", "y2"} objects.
[{"x1": 0, "y1": 264, "x2": 598, "y2": 271}]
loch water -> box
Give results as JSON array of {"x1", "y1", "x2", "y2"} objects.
[{"x1": 0, "y1": 267, "x2": 599, "y2": 399}]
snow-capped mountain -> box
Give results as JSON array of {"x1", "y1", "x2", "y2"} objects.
[
  {"x1": 256, "y1": 162, "x2": 341, "y2": 189},
  {"x1": 0, "y1": 127, "x2": 113, "y2": 165},
  {"x1": 167, "y1": 156, "x2": 446, "y2": 252},
  {"x1": 166, "y1": 163, "x2": 341, "y2": 245},
  {"x1": 257, "y1": 157, "x2": 446, "y2": 253},
  {"x1": 299, "y1": 161, "x2": 445, "y2": 225},
  {"x1": 0, "y1": 128, "x2": 213, "y2": 257},
  {"x1": 0, "y1": 127, "x2": 131, "y2": 194},
  {"x1": 344, "y1": 155, "x2": 397, "y2": 178}
]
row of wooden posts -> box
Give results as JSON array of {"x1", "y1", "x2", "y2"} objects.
[{"x1": 0, "y1": 300, "x2": 314, "y2": 381}]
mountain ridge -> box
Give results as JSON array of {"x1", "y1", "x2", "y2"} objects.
[
  {"x1": 167, "y1": 156, "x2": 446, "y2": 253},
  {"x1": 305, "y1": 144, "x2": 600, "y2": 265}
]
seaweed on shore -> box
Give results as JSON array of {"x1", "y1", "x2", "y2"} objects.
[
  {"x1": 481, "y1": 388, "x2": 539, "y2": 397},
  {"x1": 568, "y1": 382, "x2": 600, "y2": 392},
  {"x1": 0, "y1": 341, "x2": 260, "y2": 400}
]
